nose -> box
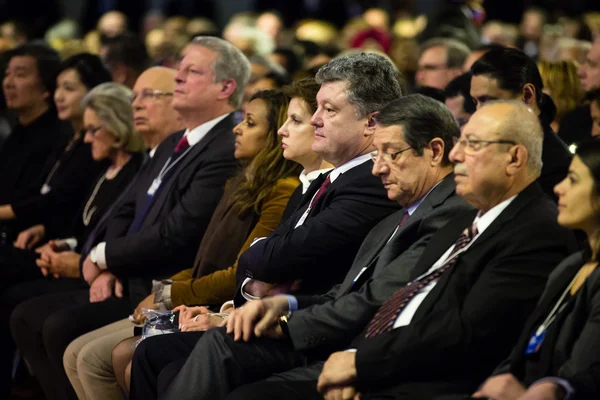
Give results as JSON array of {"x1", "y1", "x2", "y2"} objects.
[
  {"x1": 83, "y1": 131, "x2": 93, "y2": 144},
  {"x1": 448, "y1": 141, "x2": 463, "y2": 163},
  {"x1": 371, "y1": 155, "x2": 388, "y2": 177},
  {"x1": 310, "y1": 109, "x2": 322, "y2": 128},
  {"x1": 577, "y1": 63, "x2": 585, "y2": 79},
  {"x1": 554, "y1": 177, "x2": 567, "y2": 197},
  {"x1": 132, "y1": 95, "x2": 143, "y2": 110},
  {"x1": 233, "y1": 121, "x2": 243, "y2": 136},
  {"x1": 277, "y1": 121, "x2": 288, "y2": 137}
]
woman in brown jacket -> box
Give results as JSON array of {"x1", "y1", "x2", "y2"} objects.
[{"x1": 63, "y1": 90, "x2": 301, "y2": 400}]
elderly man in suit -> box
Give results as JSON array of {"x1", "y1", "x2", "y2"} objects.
[
  {"x1": 128, "y1": 94, "x2": 472, "y2": 399},
  {"x1": 8, "y1": 37, "x2": 249, "y2": 400},
  {"x1": 153, "y1": 100, "x2": 577, "y2": 400}
]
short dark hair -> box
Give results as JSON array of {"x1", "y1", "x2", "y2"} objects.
[
  {"x1": 103, "y1": 32, "x2": 150, "y2": 75},
  {"x1": 415, "y1": 86, "x2": 446, "y2": 103},
  {"x1": 5, "y1": 43, "x2": 61, "y2": 103},
  {"x1": 57, "y1": 53, "x2": 112, "y2": 91},
  {"x1": 471, "y1": 47, "x2": 555, "y2": 124},
  {"x1": 420, "y1": 38, "x2": 470, "y2": 68},
  {"x1": 376, "y1": 94, "x2": 459, "y2": 166},
  {"x1": 445, "y1": 72, "x2": 476, "y2": 114}
]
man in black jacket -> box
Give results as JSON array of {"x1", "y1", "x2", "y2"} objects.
[{"x1": 8, "y1": 37, "x2": 250, "y2": 400}]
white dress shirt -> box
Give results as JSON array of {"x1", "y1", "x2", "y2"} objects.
[
  {"x1": 91, "y1": 113, "x2": 232, "y2": 270},
  {"x1": 299, "y1": 168, "x2": 333, "y2": 194},
  {"x1": 393, "y1": 194, "x2": 517, "y2": 328}
]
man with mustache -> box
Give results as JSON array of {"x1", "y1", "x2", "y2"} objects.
[{"x1": 154, "y1": 100, "x2": 576, "y2": 400}]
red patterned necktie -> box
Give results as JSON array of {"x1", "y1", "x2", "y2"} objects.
[
  {"x1": 364, "y1": 222, "x2": 478, "y2": 338},
  {"x1": 174, "y1": 136, "x2": 190, "y2": 153},
  {"x1": 308, "y1": 175, "x2": 331, "y2": 210}
]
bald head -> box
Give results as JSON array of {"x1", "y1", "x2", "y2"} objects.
[
  {"x1": 98, "y1": 11, "x2": 127, "y2": 38},
  {"x1": 476, "y1": 101, "x2": 543, "y2": 176},
  {"x1": 132, "y1": 67, "x2": 184, "y2": 147}
]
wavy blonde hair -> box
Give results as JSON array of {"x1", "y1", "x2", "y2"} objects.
[{"x1": 538, "y1": 60, "x2": 584, "y2": 123}]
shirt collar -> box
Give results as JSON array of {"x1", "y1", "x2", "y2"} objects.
[
  {"x1": 299, "y1": 168, "x2": 334, "y2": 194},
  {"x1": 328, "y1": 153, "x2": 372, "y2": 183},
  {"x1": 406, "y1": 180, "x2": 443, "y2": 216},
  {"x1": 182, "y1": 113, "x2": 231, "y2": 147},
  {"x1": 473, "y1": 194, "x2": 517, "y2": 234}
]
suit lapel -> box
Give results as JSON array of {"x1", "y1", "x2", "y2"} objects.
[
  {"x1": 142, "y1": 115, "x2": 234, "y2": 226},
  {"x1": 411, "y1": 182, "x2": 546, "y2": 319}
]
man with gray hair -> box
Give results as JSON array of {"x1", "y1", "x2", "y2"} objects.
[
  {"x1": 9, "y1": 36, "x2": 248, "y2": 400},
  {"x1": 152, "y1": 100, "x2": 575, "y2": 400},
  {"x1": 416, "y1": 37, "x2": 470, "y2": 90}
]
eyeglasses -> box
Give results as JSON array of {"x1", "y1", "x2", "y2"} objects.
[
  {"x1": 370, "y1": 146, "x2": 413, "y2": 164},
  {"x1": 453, "y1": 137, "x2": 517, "y2": 153},
  {"x1": 85, "y1": 126, "x2": 103, "y2": 136},
  {"x1": 130, "y1": 89, "x2": 173, "y2": 103}
]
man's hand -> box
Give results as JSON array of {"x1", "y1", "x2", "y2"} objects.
[
  {"x1": 14, "y1": 224, "x2": 45, "y2": 249},
  {"x1": 37, "y1": 250, "x2": 81, "y2": 279},
  {"x1": 180, "y1": 313, "x2": 228, "y2": 332},
  {"x1": 317, "y1": 352, "x2": 358, "y2": 395},
  {"x1": 519, "y1": 381, "x2": 565, "y2": 400},
  {"x1": 323, "y1": 386, "x2": 361, "y2": 400},
  {"x1": 225, "y1": 296, "x2": 289, "y2": 342},
  {"x1": 82, "y1": 254, "x2": 101, "y2": 284},
  {"x1": 173, "y1": 305, "x2": 210, "y2": 327},
  {"x1": 473, "y1": 373, "x2": 527, "y2": 400},
  {"x1": 131, "y1": 293, "x2": 160, "y2": 324},
  {"x1": 89, "y1": 272, "x2": 119, "y2": 303}
]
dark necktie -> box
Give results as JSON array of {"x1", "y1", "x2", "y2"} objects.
[
  {"x1": 373, "y1": 211, "x2": 410, "y2": 271},
  {"x1": 174, "y1": 136, "x2": 190, "y2": 153},
  {"x1": 365, "y1": 222, "x2": 478, "y2": 338},
  {"x1": 308, "y1": 175, "x2": 331, "y2": 210}
]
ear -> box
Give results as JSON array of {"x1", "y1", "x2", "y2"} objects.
[
  {"x1": 364, "y1": 112, "x2": 378, "y2": 136},
  {"x1": 217, "y1": 78, "x2": 237, "y2": 102},
  {"x1": 428, "y1": 137, "x2": 445, "y2": 166},
  {"x1": 520, "y1": 83, "x2": 536, "y2": 108},
  {"x1": 506, "y1": 144, "x2": 527, "y2": 176}
]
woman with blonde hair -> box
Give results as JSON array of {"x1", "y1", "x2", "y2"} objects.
[{"x1": 538, "y1": 60, "x2": 584, "y2": 132}]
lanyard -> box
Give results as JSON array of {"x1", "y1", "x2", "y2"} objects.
[
  {"x1": 535, "y1": 269, "x2": 583, "y2": 335},
  {"x1": 147, "y1": 146, "x2": 193, "y2": 196},
  {"x1": 40, "y1": 159, "x2": 62, "y2": 195}
]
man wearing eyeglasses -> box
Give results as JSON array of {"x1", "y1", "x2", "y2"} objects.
[
  {"x1": 416, "y1": 38, "x2": 470, "y2": 90},
  {"x1": 149, "y1": 100, "x2": 577, "y2": 400}
]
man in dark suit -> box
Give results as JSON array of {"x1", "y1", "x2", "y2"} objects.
[
  {"x1": 470, "y1": 47, "x2": 572, "y2": 199},
  {"x1": 234, "y1": 52, "x2": 402, "y2": 302},
  {"x1": 8, "y1": 37, "x2": 250, "y2": 400},
  {"x1": 128, "y1": 93, "x2": 471, "y2": 399},
  {"x1": 150, "y1": 100, "x2": 576, "y2": 400}
]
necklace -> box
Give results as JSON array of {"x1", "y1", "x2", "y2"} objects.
[{"x1": 82, "y1": 175, "x2": 106, "y2": 226}]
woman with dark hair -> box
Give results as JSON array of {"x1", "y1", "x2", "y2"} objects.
[
  {"x1": 61, "y1": 90, "x2": 301, "y2": 400},
  {"x1": 448, "y1": 141, "x2": 600, "y2": 400},
  {"x1": 0, "y1": 53, "x2": 112, "y2": 247},
  {"x1": 470, "y1": 47, "x2": 572, "y2": 199}
]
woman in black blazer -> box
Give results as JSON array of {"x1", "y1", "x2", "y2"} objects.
[
  {"x1": 0, "y1": 53, "x2": 112, "y2": 243},
  {"x1": 469, "y1": 141, "x2": 600, "y2": 400}
]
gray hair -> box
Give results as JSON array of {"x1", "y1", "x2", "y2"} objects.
[
  {"x1": 81, "y1": 82, "x2": 145, "y2": 152},
  {"x1": 377, "y1": 94, "x2": 460, "y2": 166},
  {"x1": 420, "y1": 38, "x2": 470, "y2": 69},
  {"x1": 315, "y1": 52, "x2": 403, "y2": 118},
  {"x1": 482, "y1": 100, "x2": 543, "y2": 176},
  {"x1": 190, "y1": 36, "x2": 251, "y2": 109}
]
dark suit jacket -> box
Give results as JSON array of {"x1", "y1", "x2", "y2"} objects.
[
  {"x1": 287, "y1": 174, "x2": 473, "y2": 352},
  {"x1": 492, "y1": 251, "x2": 600, "y2": 398},
  {"x1": 235, "y1": 160, "x2": 400, "y2": 299},
  {"x1": 103, "y1": 116, "x2": 239, "y2": 301},
  {"x1": 350, "y1": 183, "x2": 577, "y2": 396},
  {"x1": 539, "y1": 122, "x2": 572, "y2": 200}
]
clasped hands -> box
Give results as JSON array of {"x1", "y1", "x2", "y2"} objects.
[
  {"x1": 35, "y1": 241, "x2": 81, "y2": 279},
  {"x1": 82, "y1": 253, "x2": 124, "y2": 303},
  {"x1": 473, "y1": 373, "x2": 564, "y2": 400}
]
